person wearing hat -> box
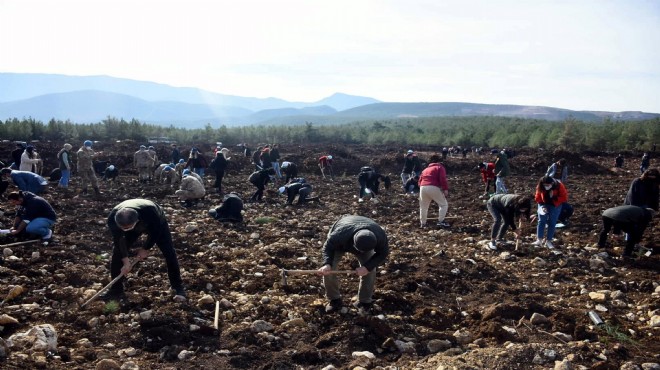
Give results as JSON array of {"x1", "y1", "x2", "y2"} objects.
[
  {"x1": 209, "y1": 150, "x2": 228, "y2": 194},
  {"x1": 419, "y1": 154, "x2": 450, "y2": 228},
  {"x1": 401, "y1": 150, "x2": 421, "y2": 190},
  {"x1": 103, "y1": 164, "x2": 119, "y2": 188},
  {"x1": 532, "y1": 176, "x2": 568, "y2": 249},
  {"x1": 175, "y1": 170, "x2": 206, "y2": 207},
  {"x1": 134, "y1": 145, "x2": 152, "y2": 183},
  {"x1": 6, "y1": 191, "x2": 56, "y2": 240},
  {"x1": 174, "y1": 158, "x2": 186, "y2": 177},
  {"x1": 278, "y1": 180, "x2": 320, "y2": 205},
  {"x1": 318, "y1": 155, "x2": 334, "y2": 180},
  {"x1": 597, "y1": 205, "x2": 656, "y2": 258},
  {"x1": 317, "y1": 215, "x2": 389, "y2": 313},
  {"x1": 20, "y1": 145, "x2": 42, "y2": 173},
  {"x1": 161, "y1": 165, "x2": 180, "y2": 186},
  {"x1": 2, "y1": 168, "x2": 49, "y2": 194},
  {"x1": 153, "y1": 163, "x2": 171, "y2": 182},
  {"x1": 77, "y1": 140, "x2": 100, "y2": 196},
  {"x1": 106, "y1": 199, "x2": 186, "y2": 301},
  {"x1": 57, "y1": 143, "x2": 74, "y2": 188},
  {"x1": 208, "y1": 193, "x2": 244, "y2": 223},
  {"x1": 10, "y1": 142, "x2": 27, "y2": 170},
  {"x1": 281, "y1": 161, "x2": 298, "y2": 183}
]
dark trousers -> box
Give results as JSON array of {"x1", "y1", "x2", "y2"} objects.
[
  {"x1": 484, "y1": 179, "x2": 496, "y2": 194},
  {"x1": 251, "y1": 184, "x2": 265, "y2": 201},
  {"x1": 487, "y1": 203, "x2": 511, "y2": 240},
  {"x1": 110, "y1": 222, "x2": 183, "y2": 292},
  {"x1": 213, "y1": 172, "x2": 224, "y2": 192},
  {"x1": 597, "y1": 217, "x2": 641, "y2": 256}
]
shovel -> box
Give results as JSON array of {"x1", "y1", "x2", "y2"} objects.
[{"x1": 80, "y1": 259, "x2": 138, "y2": 308}]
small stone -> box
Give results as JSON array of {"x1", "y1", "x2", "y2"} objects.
[
  {"x1": 554, "y1": 359, "x2": 573, "y2": 370},
  {"x1": 589, "y1": 292, "x2": 607, "y2": 302},
  {"x1": 139, "y1": 310, "x2": 152, "y2": 320},
  {"x1": 532, "y1": 257, "x2": 547, "y2": 267},
  {"x1": 444, "y1": 347, "x2": 464, "y2": 356},
  {"x1": 95, "y1": 359, "x2": 121, "y2": 370},
  {"x1": 649, "y1": 316, "x2": 660, "y2": 328},
  {"x1": 120, "y1": 361, "x2": 139, "y2": 370},
  {"x1": 250, "y1": 320, "x2": 273, "y2": 333},
  {"x1": 31, "y1": 252, "x2": 40, "y2": 259},
  {"x1": 2, "y1": 248, "x2": 13, "y2": 257},
  {"x1": 250, "y1": 233, "x2": 260, "y2": 240},
  {"x1": 394, "y1": 340, "x2": 415, "y2": 353},
  {"x1": 610, "y1": 290, "x2": 625, "y2": 300},
  {"x1": 281, "y1": 318, "x2": 306, "y2": 329},
  {"x1": 320, "y1": 365, "x2": 337, "y2": 370},
  {"x1": 619, "y1": 362, "x2": 641, "y2": 370},
  {"x1": 88, "y1": 317, "x2": 99, "y2": 328},
  {"x1": 453, "y1": 329, "x2": 472, "y2": 344},
  {"x1": 543, "y1": 349, "x2": 557, "y2": 360},
  {"x1": 553, "y1": 332, "x2": 573, "y2": 342},
  {"x1": 533, "y1": 354, "x2": 545, "y2": 364},
  {"x1": 427, "y1": 339, "x2": 452, "y2": 353},
  {"x1": 595, "y1": 304, "x2": 608, "y2": 312},
  {"x1": 0, "y1": 314, "x2": 19, "y2": 325},
  {"x1": 189, "y1": 324, "x2": 200, "y2": 332},
  {"x1": 77, "y1": 338, "x2": 93, "y2": 348},
  {"x1": 178, "y1": 349, "x2": 194, "y2": 360},
  {"x1": 184, "y1": 224, "x2": 198, "y2": 233},
  {"x1": 642, "y1": 363, "x2": 660, "y2": 370},
  {"x1": 530, "y1": 313, "x2": 550, "y2": 325},
  {"x1": 197, "y1": 295, "x2": 214, "y2": 305},
  {"x1": 118, "y1": 347, "x2": 137, "y2": 357},
  {"x1": 351, "y1": 351, "x2": 375, "y2": 359},
  {"x1": 220, "y1": 298, "x2": 233, "y2": 308}
]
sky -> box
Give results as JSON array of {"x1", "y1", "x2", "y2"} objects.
[{"x1": 1, "y1": 0, "x2": 659, "y2": 112}]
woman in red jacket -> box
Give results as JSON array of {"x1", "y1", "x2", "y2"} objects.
[
  {"x1": 533, "y1": 176, "x2": 568, "y2": 249},
  {"x1": 419, "y1": 155, "x2": 450, "y2": 228}
]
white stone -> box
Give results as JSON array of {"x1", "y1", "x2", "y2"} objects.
[
  {"x1": 184, "y1": 224, "x2": 198, "y2": 233},
  {"x1": 320, "y1": 366, "x2": 337, "y2": 370},
  {"x1": 120, "y1": 361, "x2": 140, "y2": 370},
  {"x1": 649, "y1": 315, "x2": 660, "y2": 328},
  {"x1": 453, "y1": 329, "x2": 472, "y2": 344},
  {"x1": 281, "y1": 318, "x2": 306, "y2": 328},
  {"x1": 553, "y1": 332, "x2": 573, "y2": 342},
  {"x1": 351, "y1": 350, "x2": 375, "y2": 359},
  {"x1": 2, "y1": 248, "x2": 13, "y2": 257},
  {"x1": 642, "y1": 363, "x2": 660, "y2": 370},
  {"x1": 250, "y1": 233, "x2": 260, "y2": 239},
  {"x1": 139, "y1": 310, "x2": 152, "y2": 320},
  {"x1": 554, "y1": 359, "x2": 574, "y2": 370},
  {"x1": 619, "y1": 362, "x2": 641, "y2": 370},
  {"x1": 530, "y1": 313, "x2": 550, "y2": 325},
  {"x1": 7, "y1": 324, "x2": 57, "y2": 352},
  {"x1": 197, "y1": 295, "x2": 214, "y2": 305},
  {"x1": 118, "y1": 347, "x2": 137, "y2": 357},
  {"x1": 595, "y1": 304, "x2": 608, "y2": 312},
  {"x1": 76, "y1": 338, "x2": 93, "y2": 348},
  {"x1": 533, "y1": 257, "x2": 547, "y2": 267},
  {"x1": 31, "y1": 252, "x2": 40, "y2": 259},
  {"x1": 189, "y1": 325, "x2": 200, "y2": 332},
  {"x1": 543, "y1": 349, "x2": 557, "y2": 360},
  {"x1": 589, "y1": 292, "x2": 607, "y2": 302},
  {"x1": 178, "y1": 349, "x2": 194, "y2": 360},
  {"x1": 0, "y1": 314, "x2": 19, "y2": 325}
]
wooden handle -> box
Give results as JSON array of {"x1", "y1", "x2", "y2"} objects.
[
  {"x1": 284, "y1": 269, "x2": 354, "y2": 275},
  {"x1": 80, "y1": 259, "x2": 138, "y2": 308}
]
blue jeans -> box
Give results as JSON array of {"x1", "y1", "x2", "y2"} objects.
[
  {"x1": 59, "y1": 169, "x2": 70, "y2": 187},
  {"x1": 271, "y1": 162, "x2": 282, "y2": 178},
  {"x1": 25, "y1": 218, "x2": 55, "y2": 238},
  {"x1": 194, "y1": 168, "x2": 205, "y2": 177},
  {"x1": 537, "y1": 204, "x2": 561, "y2": 240},
  {"x1": 495, "y1": 176, "x2": 508, "y2": 194}
]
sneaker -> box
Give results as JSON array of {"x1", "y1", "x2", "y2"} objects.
[
  {"x1": 545, "y1": 241, "x2": 555, "y2": 249},
  {"x1": 173, "y1": 286, "x2": 187, "y2": 302},
  {"x1": 42, "y1": 229, "x2": 53, "y2": 240},
  {"x1": 325, "y1": 298, "x2": 343, "y2": 313},
  {"x1": 531, "y1": 239, "x2": 544, "y2": 247},
  {"x1": 437, "y1": 221, "x2": 451, "y2": 228},
  {"x1": 486, "y1": 241, "x2": 498, "y2": 251}
]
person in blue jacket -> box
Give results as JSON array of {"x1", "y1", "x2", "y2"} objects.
[
  {"x1": 1, "y1": 168, "x2": 48, "y2": 194},
  {"x1": 7, "y1": 191, "x2": 56, "y2": 240}
]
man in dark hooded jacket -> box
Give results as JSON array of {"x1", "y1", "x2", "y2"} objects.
[
  {"x1": 597, "y1": 205, "x2": 656, "y2": 257},
  {"x1": 208, "y1": 193, "x2": 244, "y2": 223},
  {"x1": 317, "y1": 215, "x2": 389, "y2": 313}
]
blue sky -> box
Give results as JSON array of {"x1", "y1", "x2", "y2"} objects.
[{"x1": 1, "y1": 0, "x2": 659, "y2": 112}]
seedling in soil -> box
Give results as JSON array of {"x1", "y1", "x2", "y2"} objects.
[
  {"x1": 103, "y1": 301, "x2": 120, "y2": 315},
  {"x1": 255, "y1": 217, "x2": 278, "y2": 225},
  {"x1": 598, "y1": 322, "x2": 639, "y2": 347}
]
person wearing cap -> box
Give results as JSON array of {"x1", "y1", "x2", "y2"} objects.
[
  {"x1": 2, "y1": 168, "x2": 48, "y2": 194},
  {"x1": 10, "y1": 142, "x2": 27, "y2": 170},
  {"x1": 546, "y1": 158, "x2": 568, "y2": 184},
  {"x1": 401, "y1": 150, "x2": 420, "y2": 190},
  {"x1": 279, "y1": 180, "x2": 320, "y2": 205},
  {"x1": 478, "y1": 162, "x2": 496, "y2": 196},
  {"x1": 161, "y1": 165, "x2": 180, "y2": 186},
  {"x1": 103, "y1": 164, "x2": 119, "y2": 186},
  {"x1": 597, "y1": 205, "x2": 656, "y2": 258},
  {"x1": 486, "y1": 194, "x2": 532, "y2": 251},
  {"x1": 134, "y1": 145, "x2": 152, "y2": 183},
  {"x1": 624, "y1": 168, "x2": 659, "y2": 211},
  {"x1": 153, "y1": 163, "x2": 171, "y2": 182},
  {"x1": 106, "y1": 199, "x2": 186, "y2": 301},
  {"x1": 208, "y1": 193, "x2": 244, "y2": 223},
  {"x1": 270, "y1": 144, "x2": 282, "y2": 179},
  {"x1": 494, "y1": 151, "x2": 510, "y2": 194},
  {"x1": 20, "y1": 145, "x2": 42, "y2": 173},
  {"x1": 57, "y1": 143, "x2": 74, "y2": 188},
  {"x1": 176, "y1": 170, "x2": 206, "y2": 207},
  {"x1": 77, "y1": 140, "x2": 100, "y2": 196},
  {"x1": 317, "y1": 215, "x2": 389, "y2": 313},
  {"x1": 170, "y1": 144, "x2": 180, "y2": 164},
  {"x1": 281, "y1": 161, "x2": 298, "y2": 183},
  {"x1": 248, "y1": 167, "x2": 274, "y2": 202},
  {"x1": 532, "y1": 176, "x2": 568, "y2": 249},
  {"x1": 209, "y1": 150, "x2": 228, "y2": 194},
  {"x1": 419, "y1": 154, "x2": 450, "y2": 228},
  {"x1": 174, "y1": 158, "x2": 186, "y2": 176},
  {"x1": 319, "y1": 155, "x2": 334, "y2": 180},
  {"x1": 6, "y1": 191, "x2": 56, "y2": 240}
]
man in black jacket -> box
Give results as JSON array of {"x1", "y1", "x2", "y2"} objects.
[
  {"x1": 597, "y1": 205, "x2": 655, "y2": 257},
  {"x1": 210, "y1": 151, "x2": 228, "y2": 194},
  {"x1": 7, "y1": 191, "x2": 56, "y2": 240},
  {"x1": 208, "y1": 193, "x2": 244, "y2": 223},
  {"x1": 317, "y1": 215, "x2": 389, "y2": 313},
  {"x1": 106, "y1": 199, "x2": 185, "y2": 301}
]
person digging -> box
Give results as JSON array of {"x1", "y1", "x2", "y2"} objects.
[
  {"x1": 104, "y1": 199, "x2": 186, "y2": 302},
  {"x1": 317, "y1": 215, "x2": 389, "y2": 314}
]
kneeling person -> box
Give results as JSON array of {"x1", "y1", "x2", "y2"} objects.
[
  {"x1": 7, "y1": 191, "x2": 56, "y2": 240},
  {"x1": 279, "y1": 180, "x2": 320, "y2": 205},
  {"x1": 175, "y1": 171, "x2": 206, "y2": 207},
  {"x1": 208, "y1": 193, "x2": 244, "y2": 223},
  {"x1": 107, "y1": 199, "x2": 185, "y2": 301}
]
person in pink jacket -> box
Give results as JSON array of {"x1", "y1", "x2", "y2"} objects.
[{"x1": 418, "y1": 154, "x2": 450, "y2": 228}]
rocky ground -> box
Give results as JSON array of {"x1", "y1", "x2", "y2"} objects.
[{"x1": 0, "y1": 142, "x2": 658, "y2": 370}]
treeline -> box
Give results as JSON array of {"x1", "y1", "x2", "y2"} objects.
[{"x1": 0, "y1": 116, "x2": 658, "y2": 151}]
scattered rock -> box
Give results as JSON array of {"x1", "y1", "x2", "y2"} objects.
[
  {"x1": 533, "y1": 257, "x2": 547, "y2": 267},
  {"x1": 139, "y1": 310, "x2": 153, "y2": 320},
  {"x1": 642, "y1": 364, "x2": 660, "y2": 370},
  {"x1": 184, "y1": 223, "x2": 198, "y2": 233},
  {"x1": 530, "y1": 312, "x2": 550, "y2": 325},
  {"x1": 250, "y1": 320, "x2": 273, "y2": 333},
  {"x1": 553, "y1": 332, "x2": 573, "y2": 342},
  {"x1": 281, "y1": 318, "x2": 306, "y2": 329},
  {"x1": 95, "y1": 359, "x2": 121, "y2": 370},
  {"x1": 7, "y1": 324, "x2": 57, "y2": 352},
  {"x1": 250, "y1": 233, "x2": 260, "y2": 240},
  {"x1": 3, "y1": 248, "x2": 13, "y2": 257},
  {"x1": 427, "y1": 339, "x2": 452, "y2": 353},
  {"x1": 0, "y1": 338, "x2": 8, "y2": 358},
  {"x1": 649, "y1": 316, "x2": 660, "y2": 328},
  {"x1": 178, "y1": 350, "x2": 194, "y2": 360},
  {"x1": 589, "y1": 292, "x2": 607, "y2": 302},
  {"x1": 0, "y1": 314, "x2": 19, "y2": 325},
  {"x1": 394, "y1": 340, "x2": 415, "y2": 353},
  {"x1": 351, "y1": 351, "x2": 375, "y2": 359},
  {"x1": 118, "y1": 347, "x2": 137, "y2": 357},
  {"x1": 554, "y1": 359, "x2": 573, "y2": 370},
  {"x1": 619, "y1": 362, "x2": 641, "y2": 370},
  {"x1": 197, "y1": 294, "x2": 214, "y2": 305},
  {"x1": 453, "y1": 329, "x2": 472, "y2": 344},
  {"x1": 120, "y1": 361, "x2": 139, "y2": 370}
]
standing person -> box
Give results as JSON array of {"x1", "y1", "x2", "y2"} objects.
[
  {"x1": 494, "y1": 150, "x2": 510, "y2": 194},
  {"x1": 615, "y1": 154, "x2": 624, "y2": 168},
  {"x1": 640, "y1": 153, "x2": 650, "y2": 174},
  {"x1": 252, "y1": 146, "x2": 263, "y2": 170},
  {"x1": 175, "y1": 171, "x2": 206, "y2": 207},
  {"x1": 209, "y1": 150, "x2": 228, "y2": 194},
  {"x1": 270, "y1": 144, "x2": 282, "y2": 179},
  {"x1": 186, "y1": 148, "x2": 207, "y2": 177},
  {"x1": 486, "y1": 194, "x2": 532, "y2": 250},
  {"x1": 441, "y1": 147, "x2": 449, "y2": 160},
  {"x1": 248, "y1": 167, "x2": 274, "y2": 202},
  {"x1": 1, "y1": 169, "x2": 48, "y2": 194},
  {"x1": 418, "y1": 154, "x2": 450, "y2": 228},
  {"x1": 7, "y1": 191, "x2": 56, "y2": 240},
  {"x1": 316, "y1": 215, "x2": 389, "y2": 313},
  {"x1": 20, "y1": 145, "x2": 41, "y2": 173},
  {"x1": 147, "y1": 146, "x2": 159, "y2": 180},
  {"x1": 624, "y1": 168, "x2": 659, "y2": 211},
  {"x1": 10, "y1": 142, "x2": 26, "y2": 170},
  {"x1": 260, "y1": 146, "x2": 272, "y2": 169},
  {"x1": 106, "y1": 199, "x2": 186, "y2": 301},
  {"x1": 478, "y1": 162, "x2": 496, "y2": 195},
  {"x1": 170, "y1": 144, "x2": 180, "y2": 164},
  {"x1": 281, "y1": 161, "x2": 298, "y2": 183},
  {"x1": 597, "y1": 205, "x2": 656, "y2": 258},
  {"x1": 77, "y1": 140, "x2": 100, "y2": 196},
  {"x1": 134, "y1": 145, "x2": 152, "y2": 183},
  {"x1": 319, "y1": 155, "x2": 334, "y2": 180},
  {"x1": 546, "y1": 158, "x2": 568, "y2": 184},
  {"x1": 533, "y1": 176, "x2": 568, "y2": 249},
  {"x1": 57, "y1": 143, "x2": 73, "y2": 188},
  {"x1": 401, "y1": 150, "x2": 416, "y2": 188}
]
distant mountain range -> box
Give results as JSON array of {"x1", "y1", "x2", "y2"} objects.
[{"x1": 0, "y1": 73, "x2": 657, "y2": 127}]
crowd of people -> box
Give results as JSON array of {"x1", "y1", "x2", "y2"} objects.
[{"x1": 0, "y1": 140, "x2": 657, "y2": 312}]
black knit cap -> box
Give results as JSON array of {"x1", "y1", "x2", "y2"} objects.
[{"x1": 353, "y1": 230, "x2": 377, "y2": 252}]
